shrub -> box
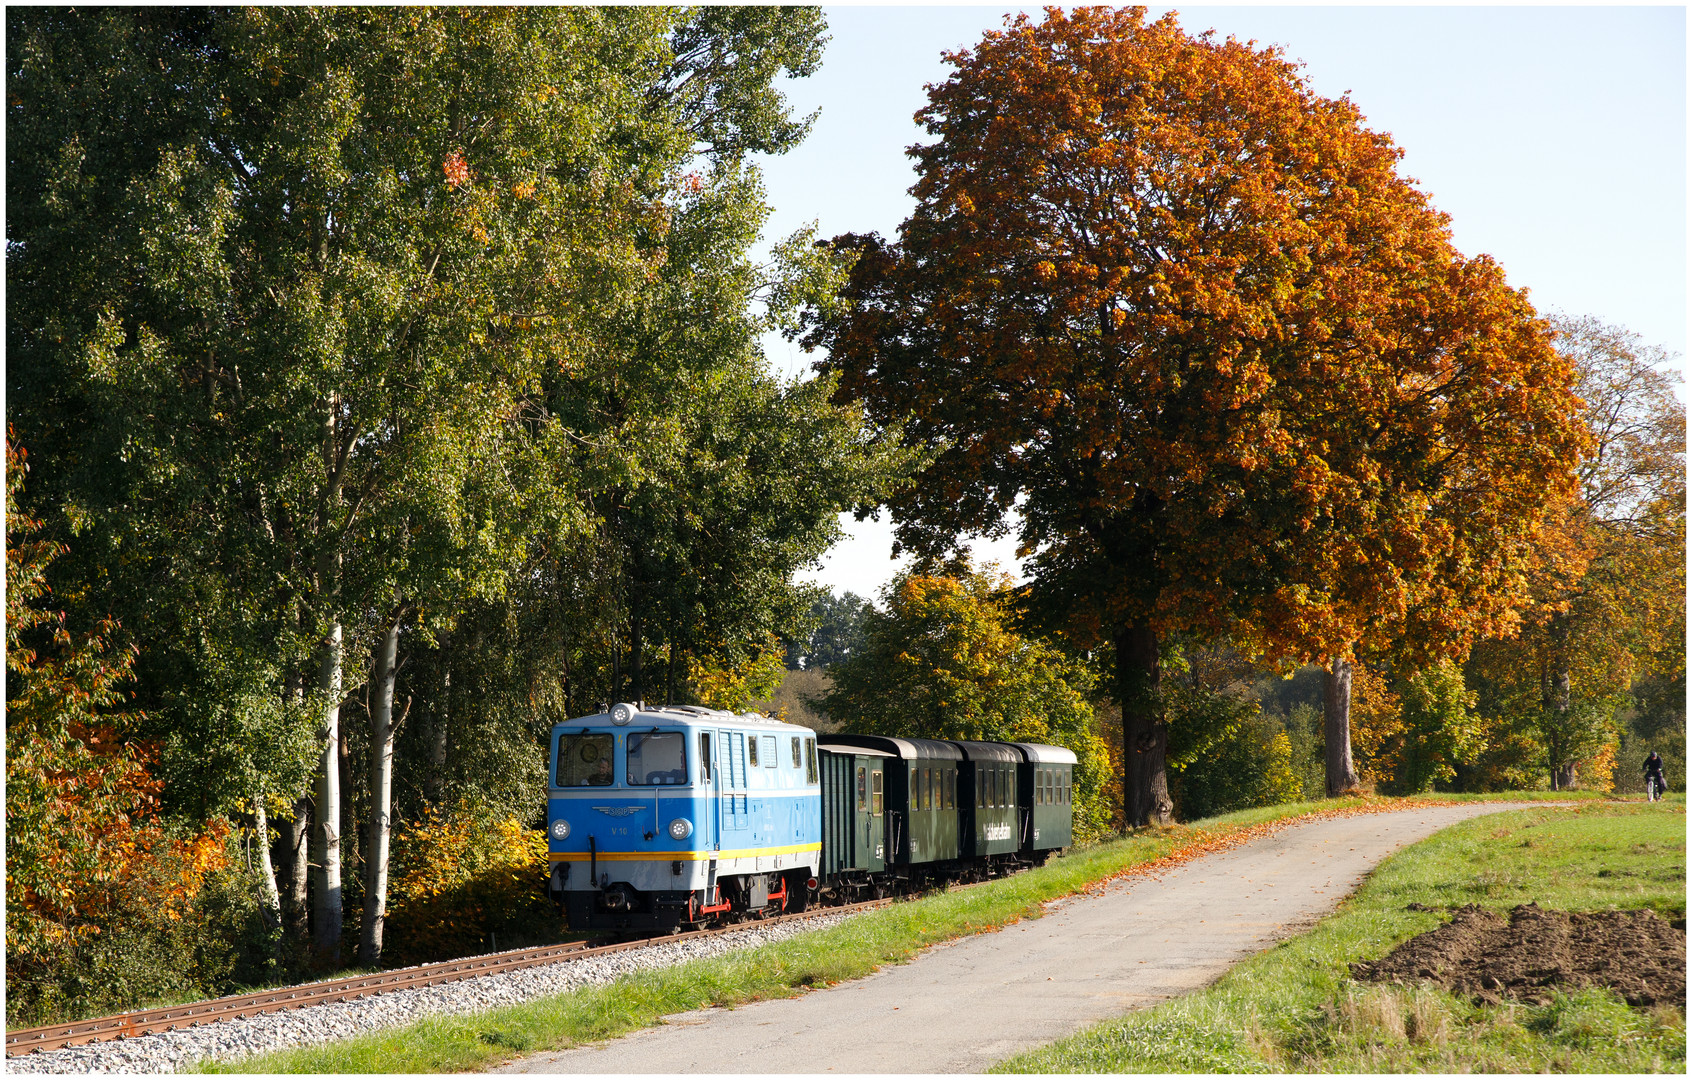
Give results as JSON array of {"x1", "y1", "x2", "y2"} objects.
[{"x1": 382, "y1": 803, "x2": 558, "y2": 966}]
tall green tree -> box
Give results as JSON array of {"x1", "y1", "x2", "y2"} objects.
[
  {"x1": 9, "y1": 6, "x2": 686, "y2": 965},
  {"x1": 821, "y1": 564, "x2": 1113, "y2": 840},
  {"x1": 809, "y1": 7, "x2": 1586, "y2": 825}
]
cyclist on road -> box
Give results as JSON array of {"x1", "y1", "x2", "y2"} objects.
[{"x1": 1643, "y1": 752, "x2": 1667, "y2": 800}]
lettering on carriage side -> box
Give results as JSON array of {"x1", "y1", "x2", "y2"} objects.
[{"x1": 985, "y1": 823, "x2": 1012, "y2": 841}]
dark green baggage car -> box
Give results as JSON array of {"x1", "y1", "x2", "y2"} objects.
[{"x1": 1010, "y1": 742, "x2": 1077, "y2": 858}]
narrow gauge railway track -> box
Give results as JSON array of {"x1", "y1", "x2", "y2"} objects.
[{"x1": 6, "y1": 898, "x2": 896, "y2": 1058}]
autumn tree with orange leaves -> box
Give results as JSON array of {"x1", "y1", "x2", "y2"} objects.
[
  {"x1": 809, "y1": 7, "x2": 1587, "y2": 825},
  {"x1": 7, "y1": 435, "x2": 232, "y2": 1022}
]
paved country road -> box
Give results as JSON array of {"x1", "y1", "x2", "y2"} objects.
[{"x1": 492, "y1": 802, "x2": 1550, "y2": 1075}]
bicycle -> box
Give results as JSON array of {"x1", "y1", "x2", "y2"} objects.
[{"x1": 1646, "y1": 773, "x2": 1666, "y2": 801}]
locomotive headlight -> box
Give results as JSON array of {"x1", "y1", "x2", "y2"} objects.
[
  {"x1": 611, "y1": 702, "x2": 636, "y2": 726},
  {"x1": 667, "y1": 817, "x2": 693, "y2": 841},
  {"x1": 550, "y1": 819, "x2": 570, "y2": 840}
]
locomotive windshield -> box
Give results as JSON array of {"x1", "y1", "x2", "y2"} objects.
[
  {"x1": 556, "y1": 733, "x2": 615, "y2": 787},
  {"x1": 627, "y1": 731, "x2": 686, "y2": 785}
]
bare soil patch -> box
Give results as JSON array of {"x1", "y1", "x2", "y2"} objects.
[{"x1": 1352, "y1": 903, "x2": 1686, "y2": 1008}]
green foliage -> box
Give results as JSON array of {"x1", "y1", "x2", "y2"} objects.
[
  {"x1": 1389, "y1": 661, "x2": 1487, "y2": 794},
  {"x1": 1167, "y1": 687, "x2": 1306, "y2": 820},
  {"x1": 786, "y1": 589, "x2": 871, "y2": 669},
  {"x1": 821, "y1": 564, "x2": 1113, "y2": 841}
]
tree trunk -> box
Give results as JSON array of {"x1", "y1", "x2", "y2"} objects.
[
  {"x1": 1544, "y1": 619, "x2": 1573, "y2": 790},
  {"x1": 360, "y1": 616, "x2": 400, "y2": 967},
  {"x1": 1323, "y1": 656, "x2": 1360, "y2": 797},
  {"x1": 426, "y1": 646, "x2": 449, "y2": 805},
  {"x1": 312, "y1": 619, "x2": 344, "y2": 968},
  {"x1": 279, "y1": 794, "x2": 311, "y2": 946},
  {"x1": 630, "y1": 596, "x2": 644, "y2": 704},
  {"x1": 666, "y1": 635, "x2": 679, "y2": 708},
  {"x1": 251, "y1": 792, "x2": 282, "y2": 938},
  {"x1": 1117, "y1": 623, "x2": 1172, "y2": 827},
  {"x1": 276, "y1": 665, "x2": 310, "y2": 949}
]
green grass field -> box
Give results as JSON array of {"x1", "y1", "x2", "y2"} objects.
[
  {"x1": 196, "y1": 792, "x2": 1627, "y2": 1074},
  {"x1": 994, "y1": 797, "x2": 1686, "y2": 1073}
]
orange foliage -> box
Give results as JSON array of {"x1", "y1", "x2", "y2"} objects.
[
  {"x1": 6, "y1": 433, "x2": 231, "y2": 966},
  {"x1": 812, "y1": 7, "x2": 1587, "y2": 821},
  {"x1": 382, "y1": 803, "x2": 553, "y2": 966}
]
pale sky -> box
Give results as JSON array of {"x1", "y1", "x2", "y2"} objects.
[{"x1": 755, "y1": 5, "x2": 1688, "y2": 603}]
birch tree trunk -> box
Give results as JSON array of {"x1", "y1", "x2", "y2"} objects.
[
  {"x1": 360, "y1": 615, "x2": 400, "y2": 966},
  {"x1": 312, "y1": 619, "x2": 344, "y2": 968},
  {"x1": 277, "y1": 665, "x2": 311, "y2": 949},
  {"x1": 1323, "y1": 655, "x2": 1360, "y2": 796},
  {"x1": 251, "y1": 792, "x2": 283, "y2": 938}
]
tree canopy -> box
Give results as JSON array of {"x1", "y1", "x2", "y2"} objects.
[{"x1": 808, "y1": 6, "x2": 1587, "y2": 825}]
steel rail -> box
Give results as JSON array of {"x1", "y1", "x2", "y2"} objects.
[{"x1": 6, "y1": 898, "x2": 895, "y2": 1057}]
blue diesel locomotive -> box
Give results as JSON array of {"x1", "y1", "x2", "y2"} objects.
[{"x1": 547, "y1": 703, "x2": 1076, "y2": 931}]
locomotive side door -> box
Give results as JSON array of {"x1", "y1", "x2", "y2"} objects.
[{"x1": 698, "y1": 730, "x2": 719, "y2": 854}]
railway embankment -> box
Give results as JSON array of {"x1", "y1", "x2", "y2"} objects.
[{"x1": 8, "y1": 792, "x2": 1608, "y2": 1074}]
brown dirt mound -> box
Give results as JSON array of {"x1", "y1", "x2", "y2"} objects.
[{"x1": 1351, "y1": 903, "x2": 1686, "y2": 1008}]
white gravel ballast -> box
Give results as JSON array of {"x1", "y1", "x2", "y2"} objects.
[{"x1": 9, "y1": 913, "x2": 861, "y2": 1074}]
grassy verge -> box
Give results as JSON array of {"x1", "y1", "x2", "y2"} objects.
[
  {"x1": 995, "y1": 797, "x2": 1686, "y2": 1074},
  {"x1": 196, "y1": 790, "x2": 1603, "y2": 1073}
]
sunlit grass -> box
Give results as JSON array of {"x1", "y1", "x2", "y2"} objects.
[
  {"x1": 994, "y1": 799, "x2": 1686, "y2": 1073},
  {"x1": 195, "y1": 790, "x2": 1607, "y2": 1072}
]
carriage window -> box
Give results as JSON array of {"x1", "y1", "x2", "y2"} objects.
[
  {"x1": 910, "y1": 766, "x2": 918, "y2": 805},
  {"x1": 977, "y1": 772, "x2": 986, "y2": 808},
  {"x1": 944, "y1": 768, "x2": 955, "y2": 809},
  {"x1": 748, "y1": 736, "x2": 759, "y2": 767},
  {"x1": 791, "y1": 736, "x2": 802, "y2": 768},
  {"x1": 762, "y1": 735, "x2": 778, "y2": 768},
  {"x1": 628, "y1": 731, "x2": 686, "y2": 785},
  {"x1": 699, "y1": 733, "x2": 713, "y2": 781},
  {"x1": 856, "y1": 766, "x2": 867, "y2": 811},
  {"x1": 556, "y1": 733, "x2": 616, "y2": 787},
  {"x1": 872, "y1": 770, "x2": 883, "y2": 816},
  {"x1": 1042, "y1": 769, "x2": 1050, "y2": 805},
  {"x1": 805, "y1": 738, "x2": 818, "y2": 784}
]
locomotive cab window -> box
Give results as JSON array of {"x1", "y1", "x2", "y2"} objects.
[
  {"x1": 748, "y1": 736, "x2": 759, "y2": 767},
  {"x1": 805, "y1": 738, "x2": 818, "y2": 784},
  {"x1": 791, "y1": 736, "x2": 802, "y2": 768},
  {"x1": 556, "y1": 732, "x2": 615, "y2": 787},
  {"x1": 698, "y1": 732, "x2": 713, "y2": 781},
  {"x1": 627, "y1": 731, "x2": 686, "y2": 785}
]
